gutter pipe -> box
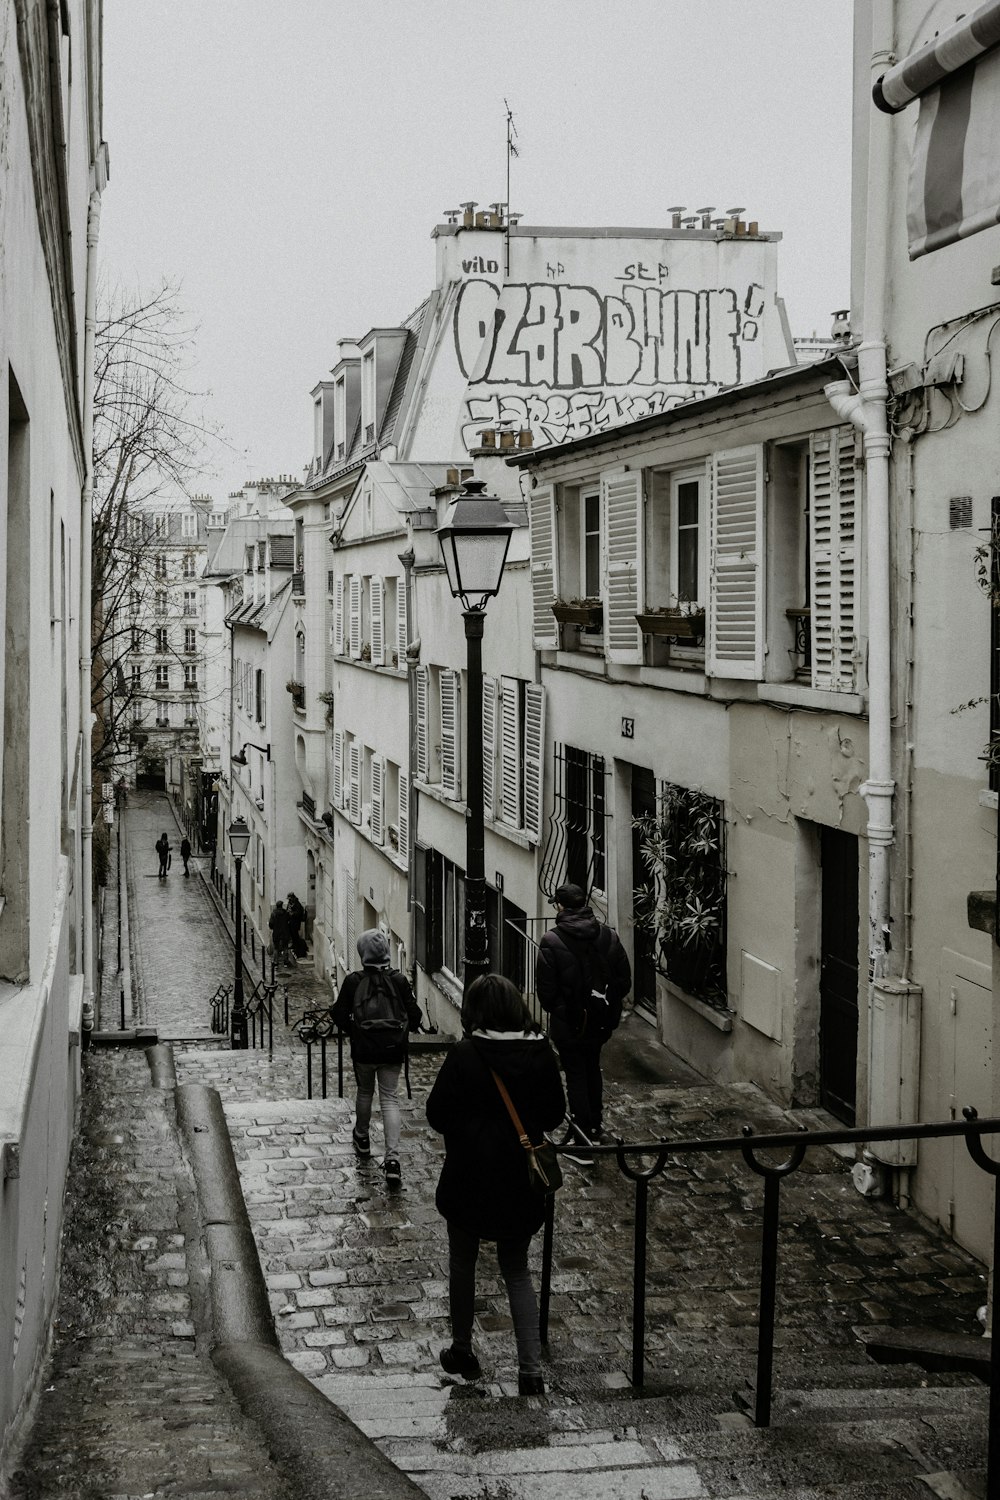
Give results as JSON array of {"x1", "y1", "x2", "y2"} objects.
[{"x1": 824, "y1": 0, "x2": 896, "y2": 988}]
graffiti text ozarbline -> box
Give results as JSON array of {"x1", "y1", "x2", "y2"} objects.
[{"x1": 454, "y1": 279, "x2": 766, "y2": 392}]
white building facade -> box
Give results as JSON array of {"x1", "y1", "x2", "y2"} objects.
[{"x1": 0, "y1": 0, "x2": 106, "y2": 1450}]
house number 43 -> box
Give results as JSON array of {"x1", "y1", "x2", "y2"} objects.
[{"x1": 621, "y1": 717, "x2": 634, "y2": 739}]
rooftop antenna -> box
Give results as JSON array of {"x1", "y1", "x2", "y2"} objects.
[{"x1": 504, "y1": 99, "x2": 519, "y2": 279}]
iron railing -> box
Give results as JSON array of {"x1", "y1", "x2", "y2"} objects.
[{"x1": 539, "y1": 1110, "x2": 1000, "y2": 1492}]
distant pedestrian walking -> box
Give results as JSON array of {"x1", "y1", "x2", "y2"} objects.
[
  {"x1": 426, "y1": 974, "x2": 565, "y2": 1396},
  {"x1": 180, "y1": 837, "x2": 192, "y2": 876},
  {"x1": 534, "y1": 882, "x2": 631, "y2": 1164},
  {"x1": 331, "y1": 929, "x2": 422, "y2": 1186},
  {"x1": 286, "y1": 891, "x2": 306, "y2": 958},
  {"x1": 155, "y1": 832, "x2": 171, "y2": 879},
  {"x1": 268, "y1": 900, "x2": 291, "y2": 964}
]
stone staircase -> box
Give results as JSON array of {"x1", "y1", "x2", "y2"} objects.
[
  {"x1": 172, "y1": 1049, "x2": 992, "y2": 1499},
  {"x1": 316, "y1": 1361, "x2": 986, "y2": 1499}
]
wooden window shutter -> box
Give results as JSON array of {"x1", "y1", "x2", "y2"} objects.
[
  {"x1": 370, "y1": 576, "x2": 385, "y2": 664},
  {"x1": 349, "y1": 741, "x2": 361, "y2": 823},
  {"x1": 332, "y1": 729, "x2": 344, "y2": 806},
  {"x1": 499, "y1": 676, "x2": 522, "y2": 826},
  {"x1": 396, "y1": 575, "x2": 408, "y2": 664},
  {"x1": 370, "y1": 754, "x2": 384, "y2": 844},
  {"x1": 440, "y1": 669, "x2": 461, "y2": 797},
  {"x1": 707, "y1": 446, "x2": 765, "y2": 679},
  {"x1": 482, "y1": 676, "x2": 498, "y2": 821},
  {"x1": 397, "y1": 770, "x2": 410, "y2": 863},
  {"x1": 345, "y1": 871, "x2": 356, "y2": 966},
  {"x1": 349, "y1": 575, "x2": 362, "y2": 659},
  {"x1": 809, "y1": 427, "x2": 858, "y2": 691},
  {"x1": 528, "y1": 483, "x2": 559, "y2": 649},
  {"x1": 523, "y1": 683, "x2": 545, "y2": 843},
  {"x1": 415, "y1": 665, "x2": 429, "y2": 780},
  {"x1": 333, "y1": 576, "x2": 344, "y2": 654},
  {"x1": 601, "y1": 470, "x2": 644, "y2": 664}
]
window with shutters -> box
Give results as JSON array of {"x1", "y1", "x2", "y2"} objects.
[
  {"x1": 440, "y1": 669, "x2": 461, "y2": 797},
  {"x1": 349, "y1": 575, "x2": 362, "y2": 659},
  {"x1": 332, "y1": 729, "x2": 344, "y2": 807},
  {"x1": 395, "y1": 574, "x2": 408, "y2": 666},
  {"x1": 491, "y1": 679, "x2": 545, "y2": 843},
  {"x1": 808, "y1": 428, "x2": 858, "y2": 692},
  {"x1": 640, "y1": 467, "x2": 709, "y2": 668},
  {"x1": 370, "y1": 753, "x2": 385, "y2": 844},
  {"x1": 397, "y1": 769, "x2": 409, "y2": 862},
  {"x1": 333, "y1": 575, "x2": 345, "y2": 654},
  {"x1": 707, "y1": 446, "x2": 765, "y2": 681},
  {"x1": 370, "y1": 575, "x2": 385, "y2": 665},
  {"x1": 255, "y1": 669, "x2": 265, "y2": 724},
  {"x1": 348, "y1": 739, "x2": 361, "y2": 823}
]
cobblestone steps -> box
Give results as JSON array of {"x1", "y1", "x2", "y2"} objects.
[
  {"x1": 7, "y1": 1051, "x2": 294, "y2": 1500},
  {"x1": 164, "y1": 1046, "x2": 991, "y2": 1497},
  {"x1": 311, "y1": 1365, "x2": 986, "y2": 1499}
]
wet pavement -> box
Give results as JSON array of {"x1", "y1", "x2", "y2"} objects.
[{"x1": 7, "y1": 790, "x2": 993, "y2": 1499}]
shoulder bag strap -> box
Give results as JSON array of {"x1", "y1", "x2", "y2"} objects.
[{"x1": 489, "y1": 1068, "x2": 533, "y2": 1151}]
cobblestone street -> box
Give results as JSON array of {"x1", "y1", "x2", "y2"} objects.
[{"x1": 8, "y1": 792, "x2": 994, "y2": 1498}]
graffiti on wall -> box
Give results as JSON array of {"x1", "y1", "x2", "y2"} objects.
[{"x1": 456, "y1": 275, "x2": 768, "y2": 450}]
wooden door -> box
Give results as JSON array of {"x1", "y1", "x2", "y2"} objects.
[{"x1": 819, "y1": 827, "x2": 859, "y2": 1123}]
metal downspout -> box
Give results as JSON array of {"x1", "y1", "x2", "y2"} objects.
[
  {"x1": 399, "y1": 547, "x2": 417, "y2": 985},
  {"x1": 80, "y1": 187, "x2": 103, "y2": 1035},
  {"x1": 825, "y1": 0, "x2": 896, "y2": 991}
]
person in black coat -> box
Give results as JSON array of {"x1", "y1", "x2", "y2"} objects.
[
  {"x1": 331, "y1": 929, "x2": 422, "y2": 1185},
  {"x1": 534, "y1": 882, "x2": 631, "y2": 1164},
  {"x1": 426, "y1": 974, "x2": 565, "y2": 1396},
  {"x1": 155, "y1": 832, "x2": 171, "y2": 879},
  {"x1": 179, "y1": 837, "x2": 192, "y2": 876}
]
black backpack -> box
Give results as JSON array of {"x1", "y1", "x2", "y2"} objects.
[
  {"x1": 555, "y1": 930, "x2": 617, "y2": 1040},
  {"x1": 351, "y1": 969, "x2": 409, "y2": 1056}
]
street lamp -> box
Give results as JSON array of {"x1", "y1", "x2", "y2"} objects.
[
  {"x1": 436, "y1": 477, "x2": 514, "y2": 993},
  {"x1": 228, "y1": 815, "x2": 251, "y2": 1049}
]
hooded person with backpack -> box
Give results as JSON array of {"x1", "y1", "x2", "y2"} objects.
[
  {"x1": 331, "y1": 929, "x2": 422, "y2": 1185},
  {"x1": 534, "y1": 882, "x2": 632, "y2": 1165}
]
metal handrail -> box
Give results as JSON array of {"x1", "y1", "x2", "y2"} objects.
[{"x1": 539, "y1": 1108, "x2": 1000, "y2": 1492}]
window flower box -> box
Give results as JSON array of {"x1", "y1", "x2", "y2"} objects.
[
  {"x1": 635, "y1": 608, "x2": 706, "y2": 642},
  {"x1": 551, "y1": 598, "x2": 603, "y2": 629}
]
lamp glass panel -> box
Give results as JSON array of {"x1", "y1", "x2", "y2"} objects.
[
  {"x1": 451, "y1": 533, "x2": 509, "y2": 599},
  {"x1": 228, "y1": 819, "x2": 251, "y2": 858},
  {"x1": 439, "y1": 536, "x2": 461, "y2": 598}
]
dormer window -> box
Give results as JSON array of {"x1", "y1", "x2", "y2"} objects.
[
  {"x1": 362, "y1": 351, "x2": 375, "y2": 445},
  {"x1": 335, "y1": 376, "x2": 346, "y2": 459}
]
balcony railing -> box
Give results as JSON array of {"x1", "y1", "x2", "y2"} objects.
[{"x1": 301, "y1": 791, "x2": 316, "y2": 820}]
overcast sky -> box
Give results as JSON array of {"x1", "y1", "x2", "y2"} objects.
[{"x1": 100, "y1": 2, "x2": 854, "y2": 501}]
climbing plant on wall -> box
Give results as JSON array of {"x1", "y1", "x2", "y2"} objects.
[{"x1": 633, "y1": 782, "x2": 727, "y2": 1007}]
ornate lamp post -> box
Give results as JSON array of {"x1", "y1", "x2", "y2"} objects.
[
  {"x1": 436, "y1": 478, "x2": 514, "y2": 993},
  {"x1": 228, "y1": 815, "x2": 251, "y2": 1048}
]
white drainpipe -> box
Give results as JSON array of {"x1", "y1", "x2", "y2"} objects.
[{"x1": 825, "y1": 0, "x2": 896, "y2": 985}]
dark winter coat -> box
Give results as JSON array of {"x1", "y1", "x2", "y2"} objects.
[
  {"x1": 180, "y1": 839, "x2": 192, "y2": 860},
  {"x1": 426, "y1": 1034, "x2": 566, "y2": 1241},
  {"x1": 331, "y1": 967, "x2": 422, "y2": 1065},
  {"x1": 534, "y1": 906, "x2": 632, "y2": 1046}
]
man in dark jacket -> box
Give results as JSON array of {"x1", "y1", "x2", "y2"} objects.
[
  {"x1": 534, "y1": 882, "x2": 631, "y2": 1164},
  {"x1": 331, "y1": 930, "x2": 422, "y2": 1185}
]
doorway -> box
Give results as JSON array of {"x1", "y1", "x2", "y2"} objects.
[
  {"x1": 630, "y1": 765, "x2": 658, "y2": 1016},
  {"x1": 819, "y1": 827, "x2": 860, "y2": 1123}
]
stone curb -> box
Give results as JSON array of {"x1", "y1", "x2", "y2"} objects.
[{"x1": 169, "y1": 1072, "x2": 425, "y2": 1500}]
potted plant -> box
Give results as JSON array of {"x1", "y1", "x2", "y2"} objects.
[
  {"x1": 635, "y1": 598, "x2": 706, "y2": 641},
  {"x1": 551, "y1": 596, "x2": 603, "y2": 629},
  {"x1": 286, "y1": 679, "x2": 305, "y2": 709},
  {"x1": 317, "y1": 689, "x2": 335, "y2": 724}
]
